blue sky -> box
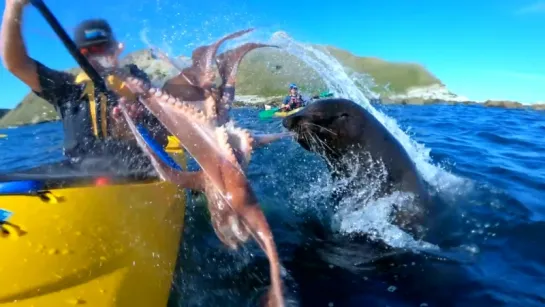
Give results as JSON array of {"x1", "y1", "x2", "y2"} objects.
[{"x1": 1, "y1": 0, "x2": 544, "y2": 108}]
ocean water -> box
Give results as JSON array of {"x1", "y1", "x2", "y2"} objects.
[
  {"x1": 172, "y1": 105, "x2": 545, "y2": 307},
  {"x1": 1, "y1": 105, "x2": 543, "y2": 306},
  {"x1": 1, "y1": 33, "x2": 545, "y2": 307}
]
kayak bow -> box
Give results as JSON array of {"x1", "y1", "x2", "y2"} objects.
[
  {"x1": 0, "y1": 154, "x2": 188, "y2": 306},
  {"x1": 258, "y1": 91, "x2": 334, "y2": 120},
  {"x1": 258, "y1": 107, "x2": 303, "y2": 120}
]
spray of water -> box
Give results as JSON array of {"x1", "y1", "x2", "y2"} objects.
[{"x1": 266, "y1": 31, "x2": 464, "y2": 189}]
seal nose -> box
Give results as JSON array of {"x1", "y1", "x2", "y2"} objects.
[{"x1": 282, "y1": 114, "x2": 301, "y2": 130}]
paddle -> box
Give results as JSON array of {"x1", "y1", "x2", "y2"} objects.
[
  {"x1": 258, "y1": 108, "x2": 281, "y2": 119},
  {"x1": 28, "y1": 0, "x2": 181, "y2": 170}
]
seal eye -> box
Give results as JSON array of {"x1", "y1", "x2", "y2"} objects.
[{"x1": 338, "y1": 113, "x2": 349, "y2": 120}]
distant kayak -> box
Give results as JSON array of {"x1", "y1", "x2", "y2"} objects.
[
  {"x1": 258, "y1": 91, "x2": 334, "y2": 120},
  {"x1": 258, "y1": 107, "x2": 302, "y2": 120}
]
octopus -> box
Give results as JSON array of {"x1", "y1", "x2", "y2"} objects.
[{"x1": 111, "y1": 29, "x2": 290, "y2": 306}]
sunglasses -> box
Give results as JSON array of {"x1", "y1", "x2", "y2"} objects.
[{"x1": 80, "y1": 43, "x2": 116, "y2": 56}]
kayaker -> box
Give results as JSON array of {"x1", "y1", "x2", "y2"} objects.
[
  {"x1": 1, "y1": 0, "x2": 167, "y2": 175},
  {"x1": 281, "y1": 83, "x2": 307, "y2": 111}
]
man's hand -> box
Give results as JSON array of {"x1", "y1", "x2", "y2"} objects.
[
  {"x1": 110, "y1": 98, "x2": 145, "y2": 139},
  {"x1": 111, "y1": 100, "x2": 144, "y2": 123}
]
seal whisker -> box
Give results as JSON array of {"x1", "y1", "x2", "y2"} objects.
[
  {"x1": 308, "y1": 130, "x2": 337, "y2": 155},
  {"x1": 303, "y1": 122, "x2": 337, "y2": 135}
]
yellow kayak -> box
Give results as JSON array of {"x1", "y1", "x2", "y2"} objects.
[
  {"x1": 273, "y1": 107, "x2": 303, "y2": 118},
  {"x1": 0, "y1": 152, "x2": 188, "y2": 306}
]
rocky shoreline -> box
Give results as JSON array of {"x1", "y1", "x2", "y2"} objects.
[
  {"x1": 233, "y1": 95, "x2": 545, "y2": 111},
  {"x1": 1, "y1": 48, "x2": 543, "y2": 129},
  {"x1": 2, "y1": 96, "x2": 542, "y2": 129}
]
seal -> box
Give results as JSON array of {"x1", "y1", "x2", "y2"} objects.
[{"x1": 282, "y1": 98, "x2": 436, "y2": 240}]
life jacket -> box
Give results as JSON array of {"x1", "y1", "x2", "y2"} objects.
[
  {"x1": 75, "y1": 71, "x2": 137, "y2": 139},
  {"x1": 289, "y1": 94, "x2": 304, "y2": 108}
]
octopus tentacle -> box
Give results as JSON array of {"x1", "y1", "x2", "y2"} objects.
[
  {"x1": 147, "y1": 86, "x2": 284, "y2": 305},
  {"x1": 207, "y1": 190, "x2": 251, "y2": 249},
  {"x1": 162, "y1": 28, "x2": 255, "y2": 102},
  {"x1": 123, "y1": 77, "x2": 245, "y2": 196},
  {"x1": 113, "y1": 29, "x2": 287, "y2": 307},
  {"x1": 117, "y1": 96, "x2": 205, "y2": 190},
  {"x1": 224, "y1": 124, "x2": 254, "y2": 168},
  {"x1": 215, "y1": 43, "x2": 278, "y2": 125},
  {"x1": 189, "y1": 28, "x2": 255, "y2": 88},
  {"x1": 217, "y1": 43, "x2": 278, "y2": 87}
]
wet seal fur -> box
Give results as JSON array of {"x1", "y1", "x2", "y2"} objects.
[{"x1": 282, "y1": 98, "x2": 438, "y2": 241}]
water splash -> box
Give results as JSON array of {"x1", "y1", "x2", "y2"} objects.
[{"x1": 266, "y1": 31, "x2": 466, "y2": 192}]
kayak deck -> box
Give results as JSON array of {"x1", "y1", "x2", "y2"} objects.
[
  {"x1": 0, "y1": 154, "x2": 188, "y2": 306},
  {"x1": 272, "y1": 107, "x2": 302, "y2": 117}
]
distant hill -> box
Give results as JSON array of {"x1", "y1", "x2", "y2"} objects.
[{"x1": 0, "y1": 45, "x2": 441, "y2": 128}]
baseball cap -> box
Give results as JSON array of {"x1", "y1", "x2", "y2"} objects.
[
  {"x1": 289, "y1": 83, "x2": 298, "y2": 89},
  {"x1": 73, "y1": 19, "x2": 116, "y2": 48}
]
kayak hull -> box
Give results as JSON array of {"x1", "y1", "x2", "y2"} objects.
[
  {"x1": 258, "y1": 107, "x2": 303, "y2": 120},
  {"x1": 272, "y1": 107, "x2": 302, "y2": 118},
  {"x1": 0, "y1": 155, "x2": 188, "y2": 306}
]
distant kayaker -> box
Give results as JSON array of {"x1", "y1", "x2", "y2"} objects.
[
  {"x1": 281, "y1": 83, "x2": 307, "y2": 111},
  {"x1": 1, "y1": 0, "x2": 167, "y2": 174}
]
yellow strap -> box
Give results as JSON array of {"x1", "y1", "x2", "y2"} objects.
[
  {"x1": 105, "y1": 74, "x2": 137, "y2": 100},
  {"x1": 76, "y1": 72, "x2": 135, "y2": 138},
  {"x1": 75, "y1": 72, "x2": 134, "y2": 139},
  {"x1": 75, "y1": 73, "x2": 101, "y2": 137}
]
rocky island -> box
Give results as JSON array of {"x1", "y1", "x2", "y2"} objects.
[{"x1": 0, "y1": 45, "x2": 542, "y2": 128}]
